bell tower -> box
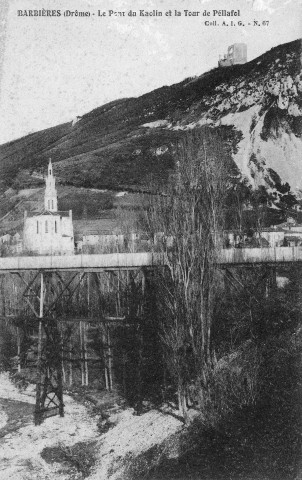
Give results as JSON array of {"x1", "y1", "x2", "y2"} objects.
[{"x1": 44, "y1": 159, "x2": 58, "y2": 212}]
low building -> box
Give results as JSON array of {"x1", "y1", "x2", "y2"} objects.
[
  {"x1": 258, "y1": 228, "x2": 285, "y2": 247},
  {"x1": 81, "y1": 233, "x2": 124, "y2": 252},
  {"x1": 225, "y1": 228, "x2": 283, "y2": 248},
  {"x1": 272, "y1": 220, "x2": 302, "y2": 246},
  {"x1": 0, "y1": 234, "x2": 11, "y2": 244}
]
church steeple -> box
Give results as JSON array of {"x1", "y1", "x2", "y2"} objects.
[{"x1": 44, "y1": 159, "x2": 58, "y2": 212}]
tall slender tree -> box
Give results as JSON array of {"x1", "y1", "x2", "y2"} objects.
[{"x1": 146, "y1": 127, "x2": 230, "y2": 421}]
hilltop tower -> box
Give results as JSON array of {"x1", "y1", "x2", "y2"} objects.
[
  {"x1": 44, "y1": 159, "x2": 58, "y2": 212},
  {"x1": 218, "y1": 43, "x2": 247, "y2": 67}
]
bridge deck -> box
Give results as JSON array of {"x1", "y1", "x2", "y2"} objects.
[
  {"x1": 0, "y1": 247, "x2": 302, "y2": 272},
  {"x1": 0, "y1": 252, "x2": 165, "y2": 272},
  {"x1": 217, "y1": 246, "x2": 302, "y2": 266}
]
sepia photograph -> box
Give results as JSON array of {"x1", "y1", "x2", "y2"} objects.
[{"x1": 0, "y1": 0, "x2": 301, "y2": 478}]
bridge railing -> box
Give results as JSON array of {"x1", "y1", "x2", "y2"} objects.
[
  {"x1": 1, "y1": 247, "x2": 302, "y2": 272},
  {"x1": 218, "y1": 246, "x2": 302, "y2": 265},
  {"x1": 0, "y1": 252, "x2": 165, "y2": 272}
]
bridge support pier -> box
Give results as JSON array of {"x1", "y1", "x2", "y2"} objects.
[
  {"x1": 34, "y1": 272, "x2": 64, "y2": 425},
  {"x1": 35, "y1": 318, "x2": 64, "y2": 425}
]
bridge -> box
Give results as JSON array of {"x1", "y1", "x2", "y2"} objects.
[
  {"x1": 0, "y1": 246, "x2": 302, "y2": 272},
  {"x1": 0, "y1": 252, "x2": 164, "y2": 272},
  {"x1": 0, "y1": 247, "x2": 299, "y2": 424},
  {"x1": 217, "y1": 246, "x2": 302, "y2": 266}
]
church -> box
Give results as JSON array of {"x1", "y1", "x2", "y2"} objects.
[{"x1": 23, "y1": 160, "x2": 74, "y2": 255}]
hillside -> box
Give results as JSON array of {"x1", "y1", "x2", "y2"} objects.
[{"x1": 0, "y1": 39, "x2": 301, "y2": 198}]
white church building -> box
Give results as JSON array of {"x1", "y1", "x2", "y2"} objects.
[{"x1": 23, "y1": 160, "x2": 74, "y2": 255}]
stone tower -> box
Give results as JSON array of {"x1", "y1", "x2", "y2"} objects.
[
  {"x1": 218, "y1": 43, "x2": 247, "y2": 67},
  {"x1": 44, "y1": 159, "x2": 58, "y2": 212}
]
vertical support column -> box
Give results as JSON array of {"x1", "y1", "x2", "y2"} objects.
[
  {"x1": 80, "y1": 321, "x2": 84, "y2": 385},
  {"x1": 56, "y1": 339, "x2": 64, "y2": 418},
  {"x1": 80, "y1": 321, "x2": 88, "y2": 386},
  {"x1": 107, "y1": 324, "x2": 113, "y2": 391},
  {"x1": 102, "y1": 324, "x2": 109, "y2": 390},
  {"x1": 39, "y1": 272, "x2": 44, "y2": 319},
  {"x1": 122, "y1": 352, "x2": 127, "y2": 396},
  {"x1": 1, "y1": 276, "x2": 5, "y2": 317},
  {"x1": 93, "y1": 272, "x2": 109, "y2": 390},
  {"x1": 69, "y1": 336, "x2": 73, "y2": 387},
  {"x1": 84, "y1": 322, "x2": 88, "y2": 386},
  {"x1": 141, "y1": 269, "x2": 146, "y2": 313},
  {"x1": 17, "y1": 327, "x2": 21, "y2": 373},
  {"x1": 137, "y1": 270, "x2": 145, "y2": 412},
  {"x1": 61, "y1": 323, "x2": 66, "y2": 384},
  {"x1": 35, "y1": 272, "x2": 44, "y2": 425},
  {"x1": 116, "y1": 271, "x2": 121, "y2": 317}
]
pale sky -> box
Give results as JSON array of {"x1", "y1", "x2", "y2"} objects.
[{"x1": 0, "y1": 0, "x2": 301, "y2": 144}]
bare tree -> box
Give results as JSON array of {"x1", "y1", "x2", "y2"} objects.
[{"x1": 146, "y1": 128, "x2": 230, "y2": 422}]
